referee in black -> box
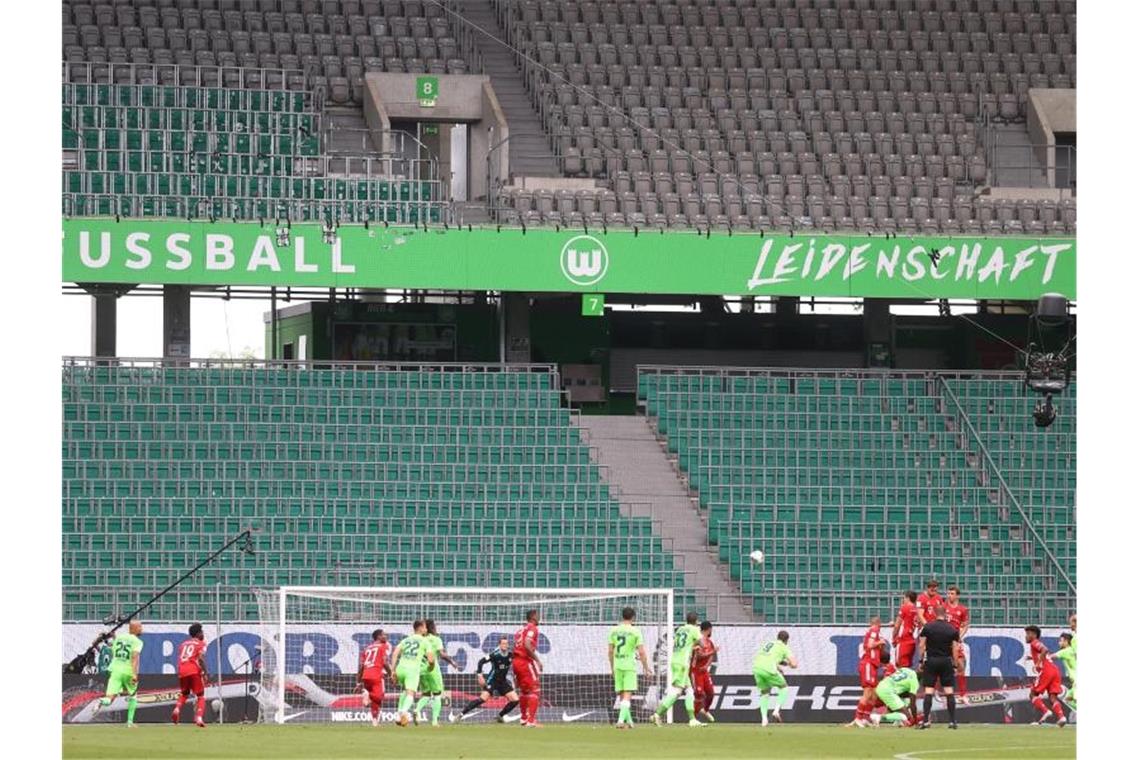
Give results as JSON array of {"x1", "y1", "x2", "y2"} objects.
[{"x1": 917, "y1": 605, "x2": 962, "y2": 729}]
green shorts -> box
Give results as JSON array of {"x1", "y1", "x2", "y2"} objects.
[
  {"x1": 669, "y1": 660, "x2": 692, "y2": 689},
  {"x1": 396, "y1": 662, "x2": 421, "y2": 692},
  {"x1": 753, "y1": 669, "x2": 787, "y2": 691},
  {"x1": 105, "y1": 669, "x2": 138, "y2": 697},
  {"x1": 875, "y1": 685, "x2": 906, "y2": 712},
  {"x1": 419, "y1": 665, "x2": 444, "y2": 693},
  {"x1": 613, "y1": 668, "x2": 638, "y2": 693}
]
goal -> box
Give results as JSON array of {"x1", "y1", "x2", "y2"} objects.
[{"x1": 253, "y1": 587, "x2": 674, "y2": 725}]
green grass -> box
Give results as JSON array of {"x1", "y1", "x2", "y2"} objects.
[{"x1": 63, "y1": 723, "x2": 1075, "y2": 759}]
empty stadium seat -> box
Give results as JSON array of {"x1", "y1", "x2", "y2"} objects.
[
  {"x1": 62, "y1": 362, "x2": 690, "y2": 621},
  {"x1": 637, "y1": 367, "x2": 1075, "y2": 624}
]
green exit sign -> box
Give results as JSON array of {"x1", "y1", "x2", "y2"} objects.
[
  {"x1": 582, "y1": 294, "x2": 605, "y2": 316},
  {"x1": 416, "y1": 76, "x2": 439, "y2": 107}
]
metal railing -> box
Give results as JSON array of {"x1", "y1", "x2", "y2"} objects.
[
  {"x1": 987, "y1": 141, "x2": 1076, "y2": 192},
  {"x1": 62, "y1": 193, "x2": 449, "y2": 226},
  {"x1": 63, "y1": 60, "x2": 308, "y2": 93},
  {"x1": 64, "y1": 154, "x2": 438, "y2": 182},
  {"x1": 64, "y1": 356, "x2": 559, "y2": 372},
  {"x1": 937, "y1": 376, "x2": 1076, "y2": 594}
]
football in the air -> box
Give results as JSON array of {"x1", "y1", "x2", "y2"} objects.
[{"x1": 749, "y1": 550, "x2": 765, "y2": 564}]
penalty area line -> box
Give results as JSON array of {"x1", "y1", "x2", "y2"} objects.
[{"x1": 893, "y1": 745, "x2": 1072, "y2": 760}]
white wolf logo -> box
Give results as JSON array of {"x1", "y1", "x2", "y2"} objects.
[{"x1": 559, "y1": 235, "x2": 609, "y2": 286}]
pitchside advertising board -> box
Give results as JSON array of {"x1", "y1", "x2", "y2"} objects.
[
  {"x1": 62, "y1": 624, "x2": 1070, "y2": 724},
  {"x1": 62, "y1": 220, "x2": 1076, "y2": 300}
]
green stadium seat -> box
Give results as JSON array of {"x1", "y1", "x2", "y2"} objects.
[
  {"x1": 62, "y1": 364, "x2": 685, "y2": 622},
  {"x1": 639, "y1": 368, "x2": 1076, "y2": 625}
]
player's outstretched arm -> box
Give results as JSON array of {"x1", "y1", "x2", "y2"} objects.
[
  {"x1": 476, "y1": 656, "x2": 490, "y2": 688},
  {"x1": 389, "y1": 642, "x2": 403, "y2": 684},
  {"x1": 784, "y1": 654, "x2": 799, "y2": 669}
]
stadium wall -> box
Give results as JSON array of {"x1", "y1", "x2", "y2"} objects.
[
  {"x1": 62, "y1": 624, "x2": 1065, "y2": 680},
  {"x1": 61, "y1": 672, "x2": 1042, "y2": 725}
]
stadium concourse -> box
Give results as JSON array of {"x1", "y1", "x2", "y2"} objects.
[{"x1": 61, "y1": 0, "x2": 1077, "y2": 745}]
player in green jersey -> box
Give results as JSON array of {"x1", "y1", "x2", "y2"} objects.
[
  {"x1": 753, "y1": 630, "x2": 798, "y2": 727},
  {"x1": 95, "y1": 619, "x2": 144, "y2": 727},
  {"x1": 608, "y1": 606, "x2": 652, "y2": 729},
  {"x1": 414, "y1": 619, "x2": 459, "y2": 726},
  {"x1": 1067, "y1": 613, "x2": 1077, "y2": 666},
  {"x1": 871, "y1": 667, "x2": 920, "y2": 727},
  {"x1": 1056, "y1": 632, "x2": 1077, "y2": 709},
  {"x1": 651, "y1": 612, "x2": 704, "y2": 727},
  {"x1": 389, "y1": 620, "x2": 436, "y2": 727}
]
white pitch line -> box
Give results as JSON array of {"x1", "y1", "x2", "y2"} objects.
[{"x1": 893, "y1": 745, "x2": 1072, "y2": 760}]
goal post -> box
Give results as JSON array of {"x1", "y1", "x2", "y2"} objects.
[{"x1": 254, "y1": 586, "x2": 675, "y2": 725}]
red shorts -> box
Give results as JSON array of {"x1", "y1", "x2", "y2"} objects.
[
  {"x1": 513, "y1": 658, "x2": 540, "y2": 694},
  {"x1": 859, "y1": 658, "x2": 880, "y2": 689},
  {"x1": 895, "y1": 639, "x2": 917, "y2": 668},
  {"x1": 691, "y1": 670, "x2": 714, "y2": 698},
  {"x1": 361, "y1": 675, "x2": 385, "y2": 704},
  {"x1": 1032, "y1": 665, "x2": 1063, "y2": 697},
  {"x1": 178, "y1": 673, "x2": 205, "y2": 697}
]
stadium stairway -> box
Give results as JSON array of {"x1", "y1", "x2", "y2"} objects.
[
  {"x1": 575, "y1": 415, "x2": 754, "y2": 621},
  {"x1": 464, "y1": 0, "x2": 560, "y2": 179}
]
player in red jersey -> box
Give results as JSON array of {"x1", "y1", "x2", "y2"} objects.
[
  {"x1": 172, "y1": 623, "x2": 209, "y2": 727},
  {"x1": 849, "y1": 615, "x2": 887, "y2": 727},
  {"x1": 357, "y1": 628, "x2": 391, "y2": 727},
  {"x1": 852, "y1": 651, "x2": 902, "y2": 729},
  {"x1": 1024, "y1": 625, "x2": 1067, "y2": 727},
  {"x1": 944, "y1": 585, "x2": 970, "y2": 693},
  {"x1": 892, "y1": 591, "x2": 920, "y2": 668},
  {"x1": 512, "y1": 609, "x2": 543, "y2": 727},
  {"x1": 917, "y1": 579, "x2": 943, "y2": 627},
  {"x1": 690, "y1": 621, "x2": 718, "y2": 723}
]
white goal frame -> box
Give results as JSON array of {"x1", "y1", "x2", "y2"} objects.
[{"x1": 269, "y1": 586, "x2": 675, "y2": 725}]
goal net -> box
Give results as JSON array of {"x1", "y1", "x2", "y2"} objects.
[{"x1": 253, "y1": 587, "x2": 674, "y2": 725}]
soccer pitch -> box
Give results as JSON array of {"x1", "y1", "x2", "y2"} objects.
[{"x1": 63, "y1": 724, "x2": 1075, "y2": 759}]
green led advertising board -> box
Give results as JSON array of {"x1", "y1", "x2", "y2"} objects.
[{"x1": 62, "y1": 220, "x2": 1076, "y2": 300}]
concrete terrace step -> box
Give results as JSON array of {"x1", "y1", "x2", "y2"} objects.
[
  {"x1": 469, "y1": 0, "x2": 560, "y2": 179},
  {"x1": 575, "y1": 414, "x2": 754, "y2": 622}
]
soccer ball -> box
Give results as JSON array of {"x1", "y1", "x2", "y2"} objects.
[
  {"x1": 211, "y1": 699, "x2": 223, "y2": 713},
  {"x1": 749, "y1": 550, "x2": 765, "y2": 565}
]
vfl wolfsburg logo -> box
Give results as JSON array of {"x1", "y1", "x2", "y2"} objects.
[{"x1": 559, "y1": 235, "x2": 609, "y2": 286}]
